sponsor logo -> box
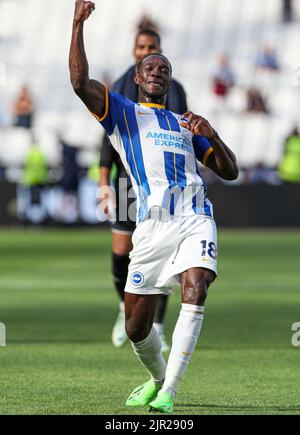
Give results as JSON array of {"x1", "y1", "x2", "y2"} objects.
[
  {"x1": 146, "y1": 131, "x2": 192, "y2": 153},
  {"x1": 138, "y1": 111, "x2": 151, "y2": 115},
  {"x1": 131, "y1": 272, "x2": 144, "y2": 287}
]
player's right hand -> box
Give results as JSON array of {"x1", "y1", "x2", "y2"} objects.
[{"x1": 73, "y1": 0, "x2": 95, "y2": 24}]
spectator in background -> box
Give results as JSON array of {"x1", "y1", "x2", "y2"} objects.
[
  {"x1": 278, "y1": 126, "x2": 300, "y2": 183},
  {"x1": 255, "y1": 45, "x2": 280, "y2": 71},
  {"x1": 18, "y1": 139, "x2": 49, "y2": 224},
  {"x1": 60, "y1": 140, "x2": 79, "y2": 194},
  {"x1": 282, "y1": 0, "x2": 294, "y2": 23},
  {"x1": 12, "y1": 86, "x2": 35, "y2": 129},
  {"x1": 79, "y1": 161, "x2": 101, "y2": 225},
  {"x1": 23, "y1": 143, "x2": 48, "y2": 188},
  {"x1": 244, "y1": 163, "x2": 280, "y2": 185},
  {"x1": 58, "y1": 139, "x2": 80, "y2": 224},
  {"x1": 246, "y1": 87, "x2": 270, "y2": 114},
  {"x1": 212, "y1": 54, "x2": 235, "y2": 99}
]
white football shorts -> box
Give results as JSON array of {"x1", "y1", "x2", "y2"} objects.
[{"x1": 125, "y1": 212, "x2": 218, "y2": 296}]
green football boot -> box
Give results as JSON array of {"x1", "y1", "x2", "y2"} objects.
[
  {"x1": 148, "y1": 391, "x2": 174, "y2": 414},
  {"x1": 126, "y1": 379, "x2": 161, "y2": 407}
]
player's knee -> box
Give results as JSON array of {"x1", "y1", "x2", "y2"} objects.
[
  {"x1": 125, "y1": 318, "x2": 150, "y2": 343},
  {"x1": 183, "y1": 282, "x2": 207, "y2": 305},
  {"x1": 182, "y1": 270, "x2": 215, "y2": 305}
]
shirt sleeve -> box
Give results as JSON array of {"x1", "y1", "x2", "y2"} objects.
[
  {"x1": 193, "y1": 135, "x2": 214, "y2": 166},
  {"x1": 90, "y1": 88, "x2": 126, "y2": 136}
]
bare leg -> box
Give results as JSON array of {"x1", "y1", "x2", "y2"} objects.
[
  {"x1": 125, "y1": 293, "x2": 159, "y2": 342},
  {"x1": 181, "y1": 267, "x2": 215, "y2": 305},
  {"x1": 112, "y1": 233, "x2": 169, "y2": 350}
]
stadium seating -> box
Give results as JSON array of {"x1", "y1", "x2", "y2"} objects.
[
  {"x1": 0, "y1": 128, "x2": 32, "y2": 167},
  {"x1": 0, "y1": 0, "x2": 299, "y2": 170}
]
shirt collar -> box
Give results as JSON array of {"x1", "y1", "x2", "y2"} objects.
[{"x1": 138, "y1": 102, "x2": 166, "y2": 109}]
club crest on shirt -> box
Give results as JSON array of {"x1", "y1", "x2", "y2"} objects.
[{"x1": 131, "y1": 272, "x2": 144, "y2": 286}]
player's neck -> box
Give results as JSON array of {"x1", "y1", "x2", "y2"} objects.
[
  {"x1": 138, "y1": 95, "x2": 166, "y2": 109},
  {"x1": 139, "y1": 101, "x2": 166, "y2": 109}
]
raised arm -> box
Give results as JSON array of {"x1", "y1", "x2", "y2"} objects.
[
  {"x1": 180, "y1": 112, "x2": 239, "y2": 181},
  {"x1": 69, "y1": 0, "x2": 106, "y2": 118}
]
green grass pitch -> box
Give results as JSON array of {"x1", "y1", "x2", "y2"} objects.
[{"x1": 0, "y1": 228, "x2": 299, "y2": 415}]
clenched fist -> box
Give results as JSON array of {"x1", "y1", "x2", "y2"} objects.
[{"x1": 73, "y1": 0, "x2": 95, "y2": 24}]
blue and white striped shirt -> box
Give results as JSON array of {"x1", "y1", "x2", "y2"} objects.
[{"x1": 93, "y1": 89, "x2": 214, "y2": 223}]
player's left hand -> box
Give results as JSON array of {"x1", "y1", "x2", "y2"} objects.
[{"x1": 179, "y1": 111, "x2": 216, "y2": 138}]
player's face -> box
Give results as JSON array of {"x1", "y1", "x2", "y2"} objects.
[
  {"x1": 136, "y1": 56, "x2": 172, "y2": 98},
  {"x1": 134, "y1": 35, "x2": 161, "y2": 63}
]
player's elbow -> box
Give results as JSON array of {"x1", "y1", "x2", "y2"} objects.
[
  {"x1": 70, "y1": 76, "x2": 89, "y2": 96},
  {"x1": 218, "y1": 163, "x2": 239, "y2": 181},
  {"x1": 226, "y1": 165, "x2": 239, "y2": 181},
  {"x1": 223, "y1": 156, "x2": 239, "y2": 181},
  {"x1": 215, "y1": 163, "x2": 239, "y2": 181},
  {"x1": 70, "y1": 78, "x2": 82, "y2": 94}
]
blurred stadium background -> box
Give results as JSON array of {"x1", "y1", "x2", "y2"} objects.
[
  {"x1": 1, "y1": 0, "x2": 300, "y2": 225},
  {"x1": 0, "y1": 0, "x2": 300, "y2": 415}
]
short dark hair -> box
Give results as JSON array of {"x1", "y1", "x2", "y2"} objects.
[
  {"x1": 136, "y1": 53, "x2": 172, "y2": 75},
  {"x1": 135, "y1": 28, "x2": 161, "y2": 48}
]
